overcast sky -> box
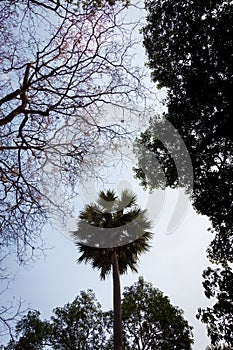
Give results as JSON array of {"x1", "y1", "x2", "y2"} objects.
[
  {"x1": 1, "y1": 2, "x2": 216, "y2": 349},
  {"x1": 4, "y1": 176, "x2": 214, "y2": 349}
]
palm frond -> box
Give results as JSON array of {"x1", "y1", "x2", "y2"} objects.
[
  {"x1": 117, "y1": 189, "x2": 138, "y2": 210},
  {"x1": 97, "y1": 189, "x2": 117, "y2": 212}
]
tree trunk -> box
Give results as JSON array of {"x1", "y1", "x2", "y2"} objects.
[{"x1": 111, "y1": 250, "x2": 123, "y2": 350}]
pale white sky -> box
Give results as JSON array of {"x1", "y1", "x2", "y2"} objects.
[
  {"x1": 1, "y1": 1, "x2": 216, "y2": 349},
  {"x1": 4, "y1": 186, "x2": 214, "y2": 349}
]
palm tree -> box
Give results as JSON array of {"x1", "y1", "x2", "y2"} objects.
[{"x1": 72, "y1": 189, "x2": 153, "y2": 350}]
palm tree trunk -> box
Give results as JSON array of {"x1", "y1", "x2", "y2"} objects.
[{"x1": 111, "y1": 250, "x2": 123, "y2": 350}]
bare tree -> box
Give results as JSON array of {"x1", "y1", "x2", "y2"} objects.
[
  {"x1": 0, "y1": 0, "x2": 148, "y2": 260},
  {"x1": 0, "y1": 249, "x2": 26, "y2": 341}
]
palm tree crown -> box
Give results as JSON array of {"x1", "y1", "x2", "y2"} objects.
[{"x1": 72, "y1": 189, "x2": 153, "y2": 279}]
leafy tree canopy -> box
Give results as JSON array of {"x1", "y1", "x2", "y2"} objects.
[
  {"x1": 197, "y1": 266, "x2": 233, "y2": 348},
  {"x1": 3, "y1": 310, "x2": 51, "y2": 350},
  {"x1": 4, "y1": 290, "x2": 108, "y2": 350},
  {"x1": 136, "y1": 0, "x2": 233, "y2": 264},
  {"x1": 121, "y1": 277, "x2": 193, "y2": 350},
  {"x1": 2, "y1": 279, "x2": 194, "y2": 350},
  {"x1": 133, "y1": 0, "x2": 233, "y2": 346}
]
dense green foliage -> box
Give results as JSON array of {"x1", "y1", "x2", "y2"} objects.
[
  {"x1": 133, "y1": 0, "x2": 233, "y2": 346},
  {"x1": 137, "y1": 0, "x2": 233, "y2": 264},
  {"x1": 197, "y1": 267, "x2": 233, "y2": 347},
  {"x1": 3, "y1": 279, "x2": 194, "y2": 350},
  {"x1": 121, "y1": 277, "x2": 193, "y2": 350},
  {"x1": 4, "y1": 291, "x2": 107, "y2": 350},
  {"x1": 4, "y1": 310, "x2": 51, "y2": 350},
  {"x1": 49, "y1": 291, "x2": 107, "y2": 349}
]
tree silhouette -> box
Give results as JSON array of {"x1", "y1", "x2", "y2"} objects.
[
  {"x1": 134, "y1": 0, "x2": 233, "y2": 344},
  {"x1": 72, "y1": 189, "x2": 153, "y2": 350},
  {"x1": 3, "y1": 291, "x2": 107, "y2": 350},
  {"x1": 121, "y1": 277, "x2": 193, "y2": 350}
]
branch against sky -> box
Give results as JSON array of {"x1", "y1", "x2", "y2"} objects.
[
  {"x1": 0, "y1": 0, "x2": 150, "y2": 261},
  {"x1": 0, "y1": 248, "x2": 27, "y2": 341}
]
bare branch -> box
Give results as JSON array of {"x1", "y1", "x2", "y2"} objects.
[
  {"x1": 0, "y1": 249, "x2": 27, "y2": 341},
  {"x1": 0, "y1": 0, "x2": 152, "y2": 261}
]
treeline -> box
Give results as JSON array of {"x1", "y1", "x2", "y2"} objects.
[{"x1": 2, "y1": 277, "x2": 193, "y2": 350}]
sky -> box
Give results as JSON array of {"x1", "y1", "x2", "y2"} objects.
[
  {"x1": 3, "y1": 176, "x2": 214, "y2": 349},
  {"x1": 1, "y1": 1, "x2": 216, "y2": 349}
]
